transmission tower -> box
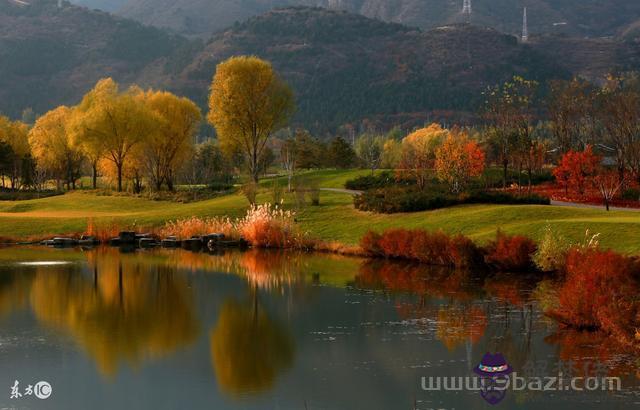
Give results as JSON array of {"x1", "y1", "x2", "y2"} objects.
[
  {"x1": 522, "y1": 7, "x2": 529, "y2": 42},
  {"x1": 462, "y1": 0, "x2": 471, "y2": 15}
]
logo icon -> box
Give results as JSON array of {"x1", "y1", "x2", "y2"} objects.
[
  {"x1": 474, "y1": 352, "x2": 512, "y2": 405},
  {"x1": 34, "y1": 381, "x2": 52, "y2": 400}
]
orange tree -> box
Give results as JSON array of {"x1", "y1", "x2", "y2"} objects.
[
  {"x1": 552, "y1": 145, "x2": 600, "y2": 196},
  {"x1": 434, "y1": 129, "x2": 485, "y2": 193}
]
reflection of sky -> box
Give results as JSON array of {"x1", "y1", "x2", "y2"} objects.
[{"x1": 0, "y1": 250, "x2": 637, "y2": 410}]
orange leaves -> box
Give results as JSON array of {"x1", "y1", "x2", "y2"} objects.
[
  {"x1": 434, "y1": 129, "x2": 485, "y2": 193},
  {"x1": 359, "y1": 228, "x2": 481, "y2": 268},
  {"x1": 552, "y1": 145, "x2": 601, "y2": 195},
  {"x1": 483, "y1": 231, "x2": 537, "y2": 271}
]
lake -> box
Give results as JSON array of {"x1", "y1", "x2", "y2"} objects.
[{"x1": 0, "y1": 246, "x2": 637, "y2": 409}]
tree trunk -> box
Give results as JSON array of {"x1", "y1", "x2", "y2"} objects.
[
  {"x1": 117, "y1": 163, "x2": 123, "y2": 192},
  {"x1": 502, "y1": 159, "x2": 508, "y2": 189},
  {"x1": 92, "y1": 161, "x2": 98, "y2": 189}
]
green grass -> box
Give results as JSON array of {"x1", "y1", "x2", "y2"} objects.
[{"x1": 0, "y1": 169, "x2": 638, "y2": 253}]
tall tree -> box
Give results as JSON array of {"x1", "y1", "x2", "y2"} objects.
[
  {"x1": 208, "y1": 56, "x2": 295, "y2": 183},
  {"x1": 0, "y1": 115, "x2": 30, "y2": 189},
  {"x1": 484, "y1": 76, "x2": 538, "y2": 188},
  {"x1": 435, "y1": 130, "x2": 485, "y2": 193},
  {"x1": 142, "y1": 90, "x2": 201, "y2": 191},
  {"x1": 399, "y1": 124, "x2": 448, "y2": 190},
  {"x1": 28, "y1": 106, "x2": 84, "y2": 190},
  {"x1": 355, "y1": 134, "x2": 385, "y2": 173},
  {"x1": 327, "y1": 136, "x2": 356, "y2": 169},
  {"x1": 71, "y1": 78, "x2": 156, "y2": 192}
]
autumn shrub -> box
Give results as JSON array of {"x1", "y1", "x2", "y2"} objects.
[
  {"x1": 86, "y1": 217, "x2": 125, "y2": 242},
  {"x1": 551, "y1": 248, "x2": 640, "y2": 346},
  {"x1": 359, "y1": 228, "x2": 481, "y2": 268},
  {"x1": 533, "y1": 224, "x2": 570, "y2": 272},
  {"x1": 483, "y1": 231, "x2": 537, "y2": 271},
  {"x1": 237, "y1": 203, "x2": 311, "y2": 249},
  {"x1": 449, "y1": 234, "x2": 483, "y2": 267},
  {"x1": 377, "y1": 228, "x2": 414, "y2": 258},
  {"x1": 360, "y1": 230, "x2": 383, "y2": 256}
]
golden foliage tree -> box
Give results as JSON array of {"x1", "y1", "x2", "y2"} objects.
[
  {"x1": 399, "y1": 123, "x2": 448, "y2": 189},
  {"x1": 208, "y1": 56, "x2": 295, "y2": 183},
  {"x1": 141, "y1": 90, "x2": 201, "y2": 190},
  {"x1": 29, "y1": 106, "x2": 84, "y2": 189},
  {"x1": 0, "y1": 115, "x2": 30, "y2": 188},
  {"x1": 71, "y1": 78, "x2": 157, "y2": 191}
]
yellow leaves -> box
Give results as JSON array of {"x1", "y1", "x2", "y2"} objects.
[
  {"x1": 0, "y1": 115, "x2": 29, "y2": 157},
  {"x1": 208, "y1": 56, "x2": 294, "y2": 181},
  {"x1": 28, "y1": 106, "x2": 80, "y2": 175}
]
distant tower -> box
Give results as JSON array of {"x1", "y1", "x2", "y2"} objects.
[
  {"x1": 522, "y1": 7, "x2": 529, "y2": 42},
  {"x1": 57, "y1": 0, "x2": 62, "y2": 7},
  {"x1": 462, "y1": 0, "x2": 471, "y2": 15}
]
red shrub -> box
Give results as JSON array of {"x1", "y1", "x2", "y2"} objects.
[
  {"x1": 360, "y1": 230, "x2": 382, "y2": 256},
  {"x1": 449, "y1": 234, "x2": 482, "y2": 267},
  {"x1": 378, "y1": 228, "x2": 414, "y2": 258},
  {"x1": 553, "y1": 248, "x2": 640, "y2": 345},
  {"x1": 483, "y1": 231, "x2": 537, "y2": 271},
  {"x1": 410, "y1": 230, "x2": 453, "y2": 265}
]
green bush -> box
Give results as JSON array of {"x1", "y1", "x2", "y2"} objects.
[
  {"x1": 621, "y1": 188, "x2": 640, "y2": 201},
  {"x1": 354, "y1": 187, "x2": 550, "y2": 214},
  {"x1": 345, "y1": 171, "x2": 415, "y2": 191}
]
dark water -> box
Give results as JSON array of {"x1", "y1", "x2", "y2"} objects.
[{"x1": 0, "y1": 247, "x2": 638, "y2": 410}]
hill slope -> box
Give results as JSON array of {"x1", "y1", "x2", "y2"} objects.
[
  {"x1": 0, "y1": 0, "x2": 198, "y2": 117},
  {"x1": 118, "y1": 0, "x2": 640, "y2": 38},
  {"x1": 174, "y1": 7, "x2": 640, "y2": 132}
]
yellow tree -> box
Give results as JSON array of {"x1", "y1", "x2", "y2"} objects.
[
  {"x1": 399, "y1": 123, "x2": 448, "y2": 189},
  {"x1": 142, "y1": 90, "x2": 201, "y2": 190},
  {"x1": 71, "y1": 78, "x2": 156, "y2": 191},
  {"x1": 29, "y1": 106, "x2": 85, "y2": 189},
  {"x1": 208, "y1": 56, "x2": 295, "y2": 183},
  {"x1": 0, "y1": 116, "x2": 30, "y2": 189},
  {"x1": 435, "y1": 130, "x2": 486, "y2": 193}
]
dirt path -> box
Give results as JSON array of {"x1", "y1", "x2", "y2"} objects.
[
  {"x1": 319, "y1": 188, "x2": 363, "y2": 195},
  {"x1": 550, "y1": 200, "x2": 640, "y2": 212}
]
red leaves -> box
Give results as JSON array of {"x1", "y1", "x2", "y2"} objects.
[
  {"x1": 554, "y1": 248, "x2": 640, "y2": 341},
  {"x1": 552, "y1": 145, "x2": 601, "y2": 195},
  {"x1": 359, "y1": 228, "x2": 481, "y2": 268},
  {"x1": 483, "y1": 231, "x2": 537, "y2": 271}
]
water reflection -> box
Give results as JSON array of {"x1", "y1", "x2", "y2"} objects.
[
  {"x1": 0, "y1": 247, "x2": 637, "y2": 409},
  {"x1": 210, "y1": 296, "x2": 295, "y2": 396}
]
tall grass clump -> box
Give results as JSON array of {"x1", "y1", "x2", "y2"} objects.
[
  {"x1": 160, "y1": 216, "x2": 237, "y2": 240},
  {"x1": 86, "y1": 217, "x2": 125, "y2": 242},
  {"x1": 532, "y1": 224, "x2": 570, "y2": 272},
  {"x1": 237, "y1": 204, "x2": 312, "y2": 249}
]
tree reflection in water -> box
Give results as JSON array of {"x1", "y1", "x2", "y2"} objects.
[
  {"x1": 29, "y1": 247, "x2": 200, "y2": 377},
  {"x1": 210, "y1": 294, "x2": 295, "y2": 396}
]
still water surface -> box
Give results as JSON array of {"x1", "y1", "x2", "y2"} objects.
[{"x1": 0, "y1": 246, "x2": 638, "y2": 409}]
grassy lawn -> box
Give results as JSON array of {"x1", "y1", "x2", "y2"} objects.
[{"x1": 0, "y1": 169, "x2": 638, "y2": 253}]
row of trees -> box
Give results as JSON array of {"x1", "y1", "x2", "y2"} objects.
[
  {"x1": 483, "y1": 74, "x2": 640, "y2": 189},
  {"x1": 29, "y1": 78, "x2": 201, "y2": 192}
]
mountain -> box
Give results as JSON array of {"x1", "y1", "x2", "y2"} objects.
[
  {"x1": 117, "y1": 0, "x2": 640, "y2": 38},
  {"x1": 1, "y1": 5, "x2": 639, "y2": 133},
  {"x1": 172, "y1": 7, "x2": 639, "y2": 132},
  {"x1": 0, "y1": 0, "x2": 200, "y2": 118}
]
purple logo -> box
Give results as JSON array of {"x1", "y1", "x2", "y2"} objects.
[{"x1": 473, "y1": 352, "x2": 513, "y2": 405}]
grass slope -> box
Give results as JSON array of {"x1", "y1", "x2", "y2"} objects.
[{"x1": 0, "y1": 170, "x2": 638, "y2": 253}]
